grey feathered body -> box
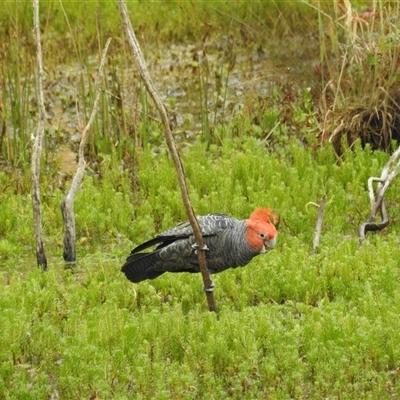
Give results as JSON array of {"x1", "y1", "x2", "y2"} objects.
[{"x1": 121, "y1": 214, "x2": 260, "y2": 283}]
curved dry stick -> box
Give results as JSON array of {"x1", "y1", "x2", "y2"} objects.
[
  {"x1": 61, "y1": 38, "x2": 112, "y2": 263},
  {"x1": 358, "y1": 198, "x2": 389, "y2": 242},
  {"x1": 118, "y1": 0, "x2": 217, "y2": 312},
  {"x1": 359, "y1": 144, "x2": 400, "y2": 243}
]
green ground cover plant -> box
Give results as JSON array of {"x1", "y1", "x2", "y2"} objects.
[
  {"x1": 1, "y1": 0, "x2": 400, "y2": 399},
  {"x1": 2, "y1": 136, "x2": 400, "y2": 399}
]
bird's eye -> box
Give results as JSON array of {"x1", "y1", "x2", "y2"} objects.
[{"x1": 259, "y1": 233, "x2": 266, "y2": 239}]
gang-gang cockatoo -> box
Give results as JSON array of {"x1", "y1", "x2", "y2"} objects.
[{"x1": 121, "y1": 208, "x2": 278, "y2": 283}]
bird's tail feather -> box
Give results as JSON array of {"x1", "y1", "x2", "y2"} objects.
[{"x1": 121, "y1": 253, "x2": 164, "y2": 283}]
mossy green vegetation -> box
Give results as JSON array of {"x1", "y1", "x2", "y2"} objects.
[
  {"x1": 2, "y1": 136, "x2": 400, "y2": 399},
  {"x1": 2, "y1": 0, "x2": 400, "y2": 398}
]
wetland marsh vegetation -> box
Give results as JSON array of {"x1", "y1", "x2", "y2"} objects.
[{"x1": 1, "y1": 1, "x2": 400, "y2": 398}]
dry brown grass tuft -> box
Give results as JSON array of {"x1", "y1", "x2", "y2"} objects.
[
  {"x1": 315, "y1": 1, "x2": 400, "y2": 155},
  {"x1": 327, "y1": 87, "x2": 400, "y2": 156}
]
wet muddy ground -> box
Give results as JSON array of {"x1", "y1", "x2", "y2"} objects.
[{"x1": 2, "y1": 33, "x2": 320, "y2": 172}]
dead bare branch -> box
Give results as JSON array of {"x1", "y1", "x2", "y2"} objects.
[
  {"x1": 31, "y1": 0, "x2": 47, "y2": 270},
  {"x1": 61, "y1": 38, "x2": 112, "y2": 263},
  {"x1": 117, "y1": 0, "x2": 217, "y2": 312},
  {"x1": 359, "y1": 145, "x2": 400, "y2": 242}
]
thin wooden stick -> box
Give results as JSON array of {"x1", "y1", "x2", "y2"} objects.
[
  {"x1": 118, "y1": 0, "x2": 217, "y2": 312},
  {"x1": 31, "y1": 0, "x2": 47, "y2": 270},
  {"x1": 312, "y1": 195, "x2": 327, "y2": 252},
  {"x1": 61, "y1": 38, "x2": 112, "y2": 263}
]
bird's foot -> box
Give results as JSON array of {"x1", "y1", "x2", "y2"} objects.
[
  {"x1": 192, "y1": 243, "x2": 209, "y2": 254},
  {"x1": 203, "y1": 280, "x2": 215, "y2": 292}
]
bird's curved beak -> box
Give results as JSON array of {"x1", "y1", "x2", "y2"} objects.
[{"x1": 261, "y1": 237, "x2": 277, "y2": 253}]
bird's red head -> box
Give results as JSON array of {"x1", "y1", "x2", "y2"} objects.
[{"x1": 245, "y1": 208, "x2": 278, "y2": 253}]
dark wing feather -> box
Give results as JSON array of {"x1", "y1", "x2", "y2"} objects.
[
  {"x1": 121, "y1": 252, "x2": 166, "y2": 282},
  {"x1": 130, "y1": 235, "x2": 178, "y2": 254},
  {"x1": 130, "y1": 233, "x2": 217, "y2": 255},
  {"x1": 130, "y1": 214, "x2": 237, "y2": 253}
]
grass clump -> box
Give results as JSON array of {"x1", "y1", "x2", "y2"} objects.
[{"x1": 315, "y1": 0, "x2": 400, "y2": 154}]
